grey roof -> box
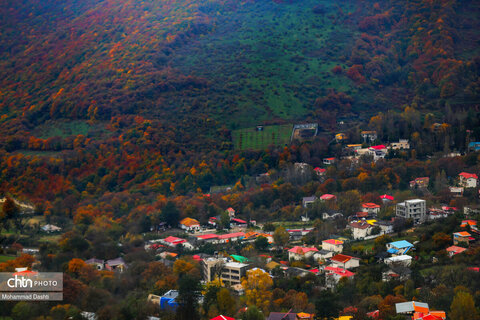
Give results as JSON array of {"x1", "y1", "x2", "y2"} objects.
[
  {"x1": 106, "y1": 257, "x2": 126, "y2": 266},
  {"x1": 267, "y1": 312, "x2": 297, "y2": 320},
  {"x1": 303, "y1": 196, "x2": 317, "y2": 202},
  {"x1": 85, "y1": 258, "x2": 104, "y2": 265},
  {"x1": 161, "y1": 290, "x2": 179, "y2": 300}
]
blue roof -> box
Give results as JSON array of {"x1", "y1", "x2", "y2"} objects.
[
  {"x1": 387, "y1": 248, "x2": 399, "y2": 254},
  {"x1": 389, "y1": 240, "x2": 414, "y2": 249}
]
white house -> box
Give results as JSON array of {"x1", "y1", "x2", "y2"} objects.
[
  {"x1": 390, "y1": 139, "x2": 410, "y2": 150},
  {"x1": 41, "y1": 224, "x2": 62, "y2": 233},
  {"x1": 288, "y1": 246, "x2": 319, "y2": 261},
  {"x1": 459, "y1": 172, "x2": 478, "y2": 188},
  {"x1": 361, "y1": 203, "x2": 381, "y2": 214},
  {"x1": 330, "y1": 254, "x2": 360, "y2": 269},
  {"x1": 313, "y1": 250, "x2": 334, "y2": 262},
  {"x1": 322, "y1": 239, "x2": 344, "y2": 253},
  {"x1": 349, "y1": 221, "x2": 372, "y2": 240},
  {"x1": 179, "y1": 217, "x2": 201, "y2": 232},
  {"x1": 386, "y1": 240, "x2": 414, "y2": 256},
  {"x1": 385, "y1": 255, "x2": 412, "y2": 267},
  {"x1": 374, "y1": 221, "x2": 394, "y2": 234}
]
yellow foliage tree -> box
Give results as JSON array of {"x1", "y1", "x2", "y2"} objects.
[{"x1": 241, "y1": 268, "x2": 273, "y2": 313}]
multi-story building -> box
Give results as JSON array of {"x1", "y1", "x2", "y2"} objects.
[
  {"x1": 396, "y1": 199, "x2": 426, "y2": 224},
  {"x1": 202, "y1": 258, "x2": 248, "y2": 286}
]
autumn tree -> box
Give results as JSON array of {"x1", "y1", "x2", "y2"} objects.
[
  {"x1": 242, "y1": 268, "x2": 273, "y2": 313},
  {"x1": 273, "y1": 226, "x2": 290, "y2": 248},
  {"x1": 450, "y1": 290, "x2": 479, "y2": 320},
  {"x1": 176, "y1": 274, "x2": 202, "y2": 320},
  {"x1": 216, "y1": 288, "x2": 236, "y2": 316}
]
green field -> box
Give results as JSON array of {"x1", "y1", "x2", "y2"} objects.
[
  {"x1": 232, "y1": 124, "x2": 293, "y2": 150},
  {"x1": 171, "y1": 0, "x2": 357, "y2": 127},
  {"x1": 0, "y1": 255, "x2": 16, "y2": 263}
]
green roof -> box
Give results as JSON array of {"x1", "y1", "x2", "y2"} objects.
[{"x1": 230, "y1": 255, "x2": 249, "y2": 263}]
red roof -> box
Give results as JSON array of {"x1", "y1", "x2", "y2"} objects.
[
  {"x1": 380, "y1": 194, "x2": 394, "y2": 201},
  {"x1": 309, "y1": 268, "x2": 320, "y2": 273},
  {"x1": 163, "y1": 236, "x2": 187, "y2": 244},
  {"x1": 468, "y1": 267, "x2": 479, "y2": 272},
  {"x1": 331, "y1": 254, "x2": 355, "y2": 263},
  {"x1": 231, "y1": 218, "x2": 247, "y2": 224},
  {"x1": 197, "y1": 234, "x2": 219, "y2": 240},
  {"x1": 362, "y1": 203, "x2": 380, "y2": 209},
  {"x1": 218, "y1": 232, "x2": 245, "y2": 240},
  {"x1": 366, "y1": 310, "x2": 380, "y2": 318},
  {"x1": 314, "y1": 167, "x2": 326, "y2": 173},
  {"x1": 350, "y1": 222, "x2": 371, "y2": 229},
  {"x1": 210, "y1": 316, "x2": 236, "y2": 320},
  {"x1": 446, "y1": 246, "x2": 467, "y2": 254},
  {"x1": 324, "y1": 157, "x2": 336, "y2": 161},
  {"x1": 320, "y1": 194, "x2": 336, "y2": 200},
  {"x1": 288, "y1": 246, "x2": 319, "y2": 254},
  {"x1": 324, "y1": 266, "x2": 355, "y2": 277},
  {"x1": 459, "y1": 172, "x2": 478, "y2": 179},
  {"x1": 370, "y1": 145, "x2": 387, "y2": 150},
  {"x1": 356, "y1": 212, "x2": 368, "y2": 218}
]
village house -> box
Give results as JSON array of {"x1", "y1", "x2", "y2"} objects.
[
  {"x1": 85, "y1": 258, "x2": 104, "y2": 270},
  {"x1": 322, "y1": 239, "x2": 344, "y2": 253},
  {"x1": 458, "y1": 172, "x2": 478, "y2": 188},
  {"x1": 324, "y1": 266, "x2": 355, "y2": 288},
  {"x1": 314, "y1": 167, "x2": 326, "y2": 177},
  {"x1": 361, "y1": 203, "x2": 381, "y2": 214},
  {"x1": 390, "y1": 139, "x2": 410, "y2": 150},
  {"x1": 105, "y1": 257, "x2": 127, "y2": 272},
  {"x1": 449, "y1": 187, "x2": 464, "y2": 197},
  {"x1": 159, "y1": 290, "x2": 179, "y2": 312},
  {"x1": 396, "y1": 199, "x2": 427, "y2": 224},
  {"x1": 368, "y1": 145, "x2": 388, "y2": 161},
  {"x1": 361, "y1": 130, "x2": 377, "y2": 143},
  {"x1": 446, "y1": 245, "x2": 467, "y2": 257},
  {"x1": 380, "y1": 194, "x2": 394, "y2": 204},
  {"x1": 226, "y1": 207, "x2": 236, "y2": 217},
  {"x1": 313, "y1": 249, "x2": 334, "y2": 262},
  {"x1": 230, "y1": 218, "x2": 248, "y2": 228},
  {"x1": 320, "y1": 194, "x2": 336, "y2": 201},
  {"x1": 323, "y1": 157, "x2": 336, "y2": 165},
  {"x1": 335, "y1": 133, "x2": 348, "y2": 143},
  {"x1": 461, "y1": 219, "x2": 478, "y2": 232},
  {"x1": 382, "y1": 266, "x2": 411, "y2": 282},
  {"x1": 386, "y1": 240, "x2": 414, "y2": 256},
  {"x1": 453, "y1": 231, "x2": 471, "y2": 246},
  {"x1": 409, "y1": 177, "x2": 430, "y2": 189},
  {"x1": 322, "y1": 211, "x2": 343, "y2": 220},
  {"x1": 179, "y1": 217, "x2": 201, "y2": 232},
  {"x1": 468, "y1": 142, "x2": 480, "y2": 152},
  {"x1": 302, "y1": 196, "x2": 317, "y2": 208},
  {"x1": 41, "y1": 224, "x2": 62, "y2": 233},
  {"x1": 374, "y1": 220, "x2": 394, "y2": 234},
  {"x1": 330, "y1": 254, "x2": 360, "y2": 269},
  {"x1": 288, "y1": 246, "x2": 319, "y2": 261},
  {"x1": 385, "y1": 255, "x2": 413, "y2": 267},
  {"x1": 349, "y1": 221, "x2": 373, "y2": 240}
]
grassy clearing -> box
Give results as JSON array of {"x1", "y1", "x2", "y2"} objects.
[
  {"x1": 33, "y1": 120, "x2": 93, "y2": 139},
  {"x1": 38, "y1": 234, "x2": 61, "y2": 243},
  {"x1": 171, "y1": 0, "x2": 357, "y2": 127},
  {"x1": 232, "y1": 124, "x2": 292, "y2": 150},
  {"x1": 0, "y1": 255, "x2": 16, "y2": 263}
]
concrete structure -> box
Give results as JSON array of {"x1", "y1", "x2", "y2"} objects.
[
  {"x1": 361, "y1": 130, "x2": 377, "y2": 143},
  {"x1": 374, "y1": 221, "x2": 394, "y2": 234},
  {"x1": 396, "y1": 199, "x2": 427, "y2": 224},
  {"x1": 202, "y1": 257, "x2": 248, "y2": 286},
  {"x1": 453, "y1": 231, "x2": 471, "y2": 246},
  {"x1": 323, "y1": 157, "x2": 336, "y2": 165}
]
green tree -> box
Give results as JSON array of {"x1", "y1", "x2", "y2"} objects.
[
  {"x1": 450, "y1": 291, "x2": 479, "y2": 320},
  {"x1": 242, "y1": 305, "x2": 264, "y2": 320},
  {"x1": 162, "y1": 201, "x2": 180, "y2": 227},
  {"x1": 254, "y1": 236, "x2": 269, "y2": 251},
  {"x1": 176, "y1": 274, "x2": 202, "y2": 320},
  {"x1": 220, "y1": 211, "x2": 230, "y2": 230},
  {"x1": 273, "y1": 226, "x2": 290, "y2": 248},
  {"x1": 217, "y1": 288, "x2": 236, "y2": 316}
]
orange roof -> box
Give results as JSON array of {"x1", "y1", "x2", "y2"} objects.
[
  {"x1": 461, "y1": 220, "x2": 477, "y2": 227},
  {"x1": 446, "y1": 246, "x2": 467, "y2": 254},
  {"x1": 331, "y1": 254, "x2": 354, "y2": 263},
  {"x1": 323, "y1": 239, "x2": 343, "y2": 245},
  {"x1": 288, "y1": 246, "x2": 318, "y2": 254},
  {"x1": 362, "y1": 203, "x2": 380, "y2": 208},
  {"x1": 429, "y1": 311, "x2": 446, "y2": 318},
  {"x1": 180, "y1": 217, "x2": 200, "y2": 227},
  {"x1": 413, "y1": 302, "x2": 430, "y2": 314},
  {"x1": 454, "y1": 231, "x2": 471, "y2": 237}
]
